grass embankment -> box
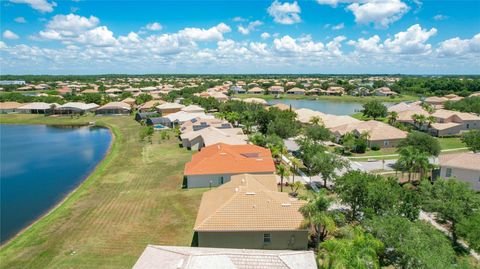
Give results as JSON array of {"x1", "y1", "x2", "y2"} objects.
[
  {"x1": 0, "y1": 114, "x2": 205, "y2": 268},
  {"x1": 235, "y1": 94, "x2": 418, "y2": 103}
]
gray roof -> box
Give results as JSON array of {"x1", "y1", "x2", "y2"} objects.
[{"x1": 133, "y1": 245, "x2": 317, "y2": 269}]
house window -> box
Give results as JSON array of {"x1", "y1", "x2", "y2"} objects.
[
  {"x1": 263, "y1": 233, "x2": 271, "y2": 244},
  {"x1": 446, "y1": 168, "x2": 452, "y2": 177},
  {"x1": 466, "y1": 124, "x2": 470, "y2": 129},
  {"x1": 383, "y1": 140, "x2": 389, "y2": 146}
]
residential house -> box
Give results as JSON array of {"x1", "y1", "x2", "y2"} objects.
[
  {"x1": 18, "y1": 102, "x2": 57, "y2": 114},
  {"x1": 325, "y1": 86, "x2": 345, "y2": 96},
  {"x1": 268, "y1": 85, "x2": 284, "y2": 95},
  {"x1": 180, "y1": 118, "x2": 232, "y2": 133},
  {"x1": 230, "y1": 85, "x2": 246, "y2": 94},
  {"x1": 135, "y1": 111, "x2": 159, "y2": 122},
  {"x1": 286, "y1": 87, "x2": 306, "y2": 95},
  {"x1": 424, "y1": 96, "x2": 448, "y2": 108},
  {"x1": 247, "y1": 87, "x2": 264, "y2": 94},
  {"x1": 331, "y1": 120, "x2": 407, "y2": 148},
  {"x1": 180, "y1": 127, "x2": 248, "y2": 150},
  {"x1": 0, "y1": 102, "x2": 23, "y2": 113},
  {"x1": 95, "y1": 102, "x2": 131, "y2": 115},
  {"x1": 133, "y1": 245, "x2": 317, "y2": 269},
  {"x1": 181, "y1": 105, "x2": 205, "y2": 113},
  {"x1": 194, "y1": 174, "x2": 308, "y2": 250},
  {"x1": 374, "y1": 87, "x2": 397, "y2": 96},
  {"x1": 56, "y1": 102, "x2": 99, "y2": 114},
  {"x1": 157, "y1": 111, "x2": 214, "y2": 127},
  {"x1": 438, "y1": 153, "x2": 480, "y2": 190},
  {"x1": 184, "y1": 143, "x2": 275, "y2": 188},
  {"x1": 156, "y1": 102, "x2": 185, "y2": 115},
  {"x1": 243, "y1": 98, "x2": 268, "y2": 105},
  {"x1": 121, "y1": 97, "x2": 136, "y2": 106},
  {"x1": 428, "y1": 109, "x2": 480, "y2": 136},
  {"x1": 139, "y1": 100, "x2": 165, "y2": 112}
]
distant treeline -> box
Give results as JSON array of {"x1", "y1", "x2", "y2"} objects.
[{"x1": 391, "y1": 78, "x2": 480, "y2": 96}]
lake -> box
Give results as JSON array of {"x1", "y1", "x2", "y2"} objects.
[
  {"x1": 0, "y1": 124, "x2": 112, "y2": 244},
  {"x1": 267, "y1": 99, "x2": 394, "y2": 115}
]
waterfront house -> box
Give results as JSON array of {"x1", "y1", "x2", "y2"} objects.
[
  {"x1": 438, "y1": 152, "x2": 480, "y2": 190},
  {"x1": 184, "y1": 143, "x2": 275, "y2": 188},
  {"x1": 194, "y1": 174, "x2": 308, "y2": 250},
  {"x1": 286, "y1": 88, "x2": 306, "y2": 95},
  {"x1": 156, "y1": 102, "x2": 185, "y2": 115},
  {"x1": 325, "y1": 86, "x2": 345, "y2": 96},
  {"x1": 243, "y1": 98, "x2": 268, "y2": 105},
  {"x1": 95, "y1": 102, "x2": 131, "y2": 115},
  {"x1": 18, "y1": 102, "x2": 57, "y2": 114},
  {"x1": 0, "y1": 102, "x2": 23, "y2": 113},
  {"x1": 230, "y1": 85, "x2": 246, "y2": 94},
  {"x1": 374, "y1": 87, "x2": 397, "y2": 96},
  {"x1": 133, "y1": 245, "x2": 317, "y2": 269},
  {"x1": 135, "y1": 111, "x2": 159, "y2": 122},
  {"x1": 331, "y1": 120, "x2": 407, "y2": 148},
  {"x1": 56, "y1": 102, "x2": 99, "y2": 114},
  {"x1": 268, "y1": 85, "x2": 284, "y2": 94}
]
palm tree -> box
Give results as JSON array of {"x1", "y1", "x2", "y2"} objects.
[
  {"x1": 412, "y1": 152, "x2": 431, "y2": 181},
  {"x1": 411, "y1": 114, "x2": 427, "y2": 131},
  {"x1": 397, "y1": 146, "x2": 416, "y2": 182},
  {"x1": 387, "y1": 111, "x2": 398, "y2": 125},
  {"x1": 310, "y1": 116, "x2": 322, "y2": 125},
  {"x1": 276, "y1": 163, "x2": 290, "y2": 192},
  {"x1": 289, "y1": 157, "x2": 303, "y2": 183},
  {"x1": 426, "y1": 115, "x2": 436, "y2": 129},
  {"x1": 299, "y1": 190, "x2": 336, "y2": 247}
]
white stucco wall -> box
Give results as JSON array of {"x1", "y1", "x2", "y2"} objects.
[{"x1": 440, "y1": 166, "x2": 480, "y2": 190}]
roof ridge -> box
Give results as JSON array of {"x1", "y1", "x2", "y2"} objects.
[{"x1": 194, "y1": 188, "x2": 241, "y2": 230}]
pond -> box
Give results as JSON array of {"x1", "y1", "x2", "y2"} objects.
[
  {"x1": 267, "y1": 99, "x2": 394, "y2": 115},
  {"x1": 0, "y1": 124, "x2": 112, "y2": 244}
]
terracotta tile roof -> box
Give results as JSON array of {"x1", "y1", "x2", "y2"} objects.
[
  {"x1": 331, "y1": 120, "x2": 407, "y2": 141},
  {"x1": 184, "y1": 143, "x2": 275, "y2": 175},
  {"x1": 133, "y1": 245, "x2": 317, "y2": 269},
  {"x1": 439, "y1": 152, "x2": 480, "y2": 171},
  {"x1": 194, "y1": 174, "x2": 306, "y2": 232},
  {"x1": 0, "y1": 102, "x2": 23, "y2": 109}
]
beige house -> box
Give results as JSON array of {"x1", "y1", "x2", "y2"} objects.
[
  {"x1": 156, "y1": 102, "x2": 185, "y2": 115},
  {"x1": 268, "y1": 85, "x2": 285, "y2": 94},
  {"x1": 180, "y1": 127, "x2": 248, "y2": 150},
  {"x1": 429, "y1": 109, "x2": 480, "y2": 136},
  {"x1": 95, "y1": 102, "x2": 131, "y2": 115},
  {"x1": 194, "y1": 174, "x2": 308, "y2": 250},
  {"x1": 374, "y1": 87, "x2": 397, "y2": 96},
  {"x1": 438, "y1": 153, "x2": 480, "y2": 190},
  {"x1": 286, "y1": 87, "x2": 306, "y2": 95},
  {"x1": 0, "y1": 102, "x2": 23, "y2": 113},
  {"x1": 247, "y1": 87, "x2": 264, "y2": 94},
  {"x1": 331, "y1": 120, "x2": 407, "y2": 148},
  {"x1": 133, "y1": 245, "x2": 317, "y2": 269}
]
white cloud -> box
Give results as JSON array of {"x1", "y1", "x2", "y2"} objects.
[
  {"x1": 46, "y1": 14, "x2": 99, "y2": 36},
  {"x1": 232, "y1": 17, "x2": 246, "y2": 22},
  {"x1": 326, "y1": 35, "x2": 346, "y2": 56},
  {"x1": 238, "y1": 20, "x2": 263, "y2": 35},
  {"x1": 332, "y1": 23, "x2": 344, "y2": 30},
  {"x1": 437, "y1": 34, "x2": 480, "y2": 57},
  {"x1": 77, "y1": 26, "x2": 118, "y2": 47},
  {"x1": 273, "y1": 35, "x2": 324, "y2": 54},
  {"x1": 14, "y1": 17, "x2": 27, "y2": 23},
  {"x1": 384, "y1": 24, "x2": 436, "y2": 54},
  {"x1": 433, "y1": 14, "x2": 448, "y2": 21},
  {"x1": 261, "y1": 32, "x2": 271, "y2": 39},
  {"x1": 267, "y1": 1, "x2": 301, "y2": 25},
  {"x1": 9, "y1": 0, "x2": 57, "y2": 13},
  {"x1": 348, "y1": 35, "x2": 383, "y2": 53},
  {"x1": 316, "y1": 0, "x2": 348, "y2": 7},
  {"x1": 146, "y1": 22, "x2": 162, "y2": 31},
  {"x1": 179, "y1": 23, "x2": 231, "y2": 41},
  {"x1": 3, "y1": 30, "x2": 20, "y2": 40},
  {"x1": 347, "y1": 0, "x2": 409, "y2": 28}
]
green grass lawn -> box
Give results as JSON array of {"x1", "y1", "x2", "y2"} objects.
[
  {"x1": 0, "y1": 114, "x2": 205, "y2": 268},
  {"x1": 234, "y1": 94, "x2": 418, "y2": 103},
  {"x1": 437, "y1": 137, "x2": 467, "y2": 150}
]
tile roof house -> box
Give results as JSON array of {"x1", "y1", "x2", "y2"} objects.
[
  {"x1": 95, "y1": 102, "x2": 131, "y2": 115},
  {"x1": 286, "y1": 88, "x2": 306, "y2": 95},
  {"x1": 331, "y1": 120, "x2": 407, "y2": 148},
  {"x1": 56, "y1": 102, "x2": 99, "y2": 114},
  {"x1": 18, "y1": 102, "x2": 57, "y2": 114},
  {"x1": 180, "y1": 127, "x2": 248, "y2": 150},
  {"x1": 194, "y1": 174, "x2": 308, "y2": 250},
  {"x1": 438, "y1": 153, "x2": 480, "y2": 190},
  {"x1": 133, "y1": 245, "x2": 317, "y2": 269},
  {"x1": 268, "y1": 85, "x2": 285, "y2": 94},
  {"x1": 156, "y1": 102, "x2": 185, "y2": 115},
  {"x1": 247, "y1": 87, "x2": 264, "y2": 94},
  {"x1": 374, "y1": 87, "x2": 397, "y2": 96},
  {"x1": 0, "y1": 101, "x2": 23, "y2": 113},
  {"x1": 428, "y1": 109, "x2": 480, "y2": 136},
  {"x1": 180, "y1": 118, "x2": 232, "y2": 133},
  {"x1": 184, "y1": 143, "x2": 275, "y2": 188}
]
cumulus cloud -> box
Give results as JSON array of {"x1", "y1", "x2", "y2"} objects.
[
  {"x1": 347, "y1": 0, "x2": 409, "y2": 28},
  {"x1": 332, "y1": 23, "x2": 345, "y2": 30},
  {"x1": 238, "y1": 20, "x2": 263, "y2": 35},
  {"x1": 145, "y1": 22, "x2": 162, "y2": 31},
  {"x1": 384, "y1": 24, "x2": 436, "y2": 54},
  {"x1": 261, "y1": 32, "x2": 271, "y2": 39},
  {"x1": 267, "y1": 1, "x2": 301, "y2": 25},
  {"x1": 347, "y1": 35, "x2": 383, "y2": 53},
  {"x1": 437, "y1": 34, "x2": 480, "y2": 57},
  {"x1": 9, "y1": 0, "x2": 57, "y2": 12},
  {"x1": 178, "y1": 23, "x2": 231, "y2": 41},
  {"x1": 77, "y1": 26, "x2": 118, "y2": 47},
  {"x1": 14, "y1": 17, "x2": 27, "y2": 23},
  {"x1": 45, "y1": 14, "x2": 99, "y2": 37},
  {"x1": 3, "y1": 30, "x2": 20, "y2": 40},
  {"x1": 273, "y1": 35, "x2": 324, "y2": 54}
]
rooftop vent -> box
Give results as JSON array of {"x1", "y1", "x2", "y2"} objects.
[
  {"x1": 281, "y1": 203, "x2": 292, "y2": 207},
  {"x1": 246, "y1": 192, "x2": 256, "y2": 195}
]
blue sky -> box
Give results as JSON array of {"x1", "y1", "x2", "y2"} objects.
[{"x1": 1, "y1": 0, "x2": 479, "y2": 74}]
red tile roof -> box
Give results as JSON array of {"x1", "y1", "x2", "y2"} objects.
[{"x1": 184, "y1": 143, "x2": 275, "y2": 176}]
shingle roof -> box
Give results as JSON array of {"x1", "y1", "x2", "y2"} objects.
[
  {"x1": 185, "y1": 143, "x2": 275, "y2": 176},
  {"x1": 439, "y1": 152, "x2": 480, "y2": 171},
  {"x1": 133, "y1": 245, "x2": 317, "y2": 269},
  {"x1": 194, "y1": 174, "x2": 305, "y2": 232}
]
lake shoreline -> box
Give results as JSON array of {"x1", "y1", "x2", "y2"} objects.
[
  {"x1": 0, "y1": 118, "x2": 116, "y2": 247},
  {"x1": 235, "y1": 94, "x2": 418, "y2": 103}
]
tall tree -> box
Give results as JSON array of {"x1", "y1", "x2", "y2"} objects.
[
  {"x1": 313, "y1": 152, "x2": 350, "y2": 189},
  {"x1": 362, "y1": 100, "x2": 387, "y2": 120},
  {"x1": 276, "y1": 163, "x2": 290, "y2": 192},
  {"x1": 461, "y1": 129, "x2": 480, "y2": 152},
  {"x1": 397, "y1": 131, "x2": 441, "y2": 156}
]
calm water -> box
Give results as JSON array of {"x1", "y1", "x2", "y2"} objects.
[
  {"x1": 0, "y1": 124, "x2": 112, "y2": 243},
  {"x1": 268, "y1": 99, "x2": 394, "y2": 115}
]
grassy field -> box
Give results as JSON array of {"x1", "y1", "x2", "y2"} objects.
[
  {"x1": 437, "y1": 137, "x2": 467, "y2": 150},
  {"x1": 0, "y1": 114, "x2": 205, "y2": 268},
  {"x1": 234, "y1": 94, "x2": 418, "y2": 103}
]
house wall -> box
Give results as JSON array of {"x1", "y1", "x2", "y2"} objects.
[
  {"x1": 157, "y1": 108, "x2": 182, "y2": 116},
  {"x1": 439, "y1": 166, "x2": 480, "y2": 190},
  {"x1": 434, "y1": 125, "x2": 465, "y2": 137},
  {"x1": 368, "y1": 138, "x2": 403, "y2": 148},
  {"x1": 197, "y1": 230, "x2": 308, "y2": 250},
  {"x1": 186, "y1": 172, "x2": 274, "y2": 188}
]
